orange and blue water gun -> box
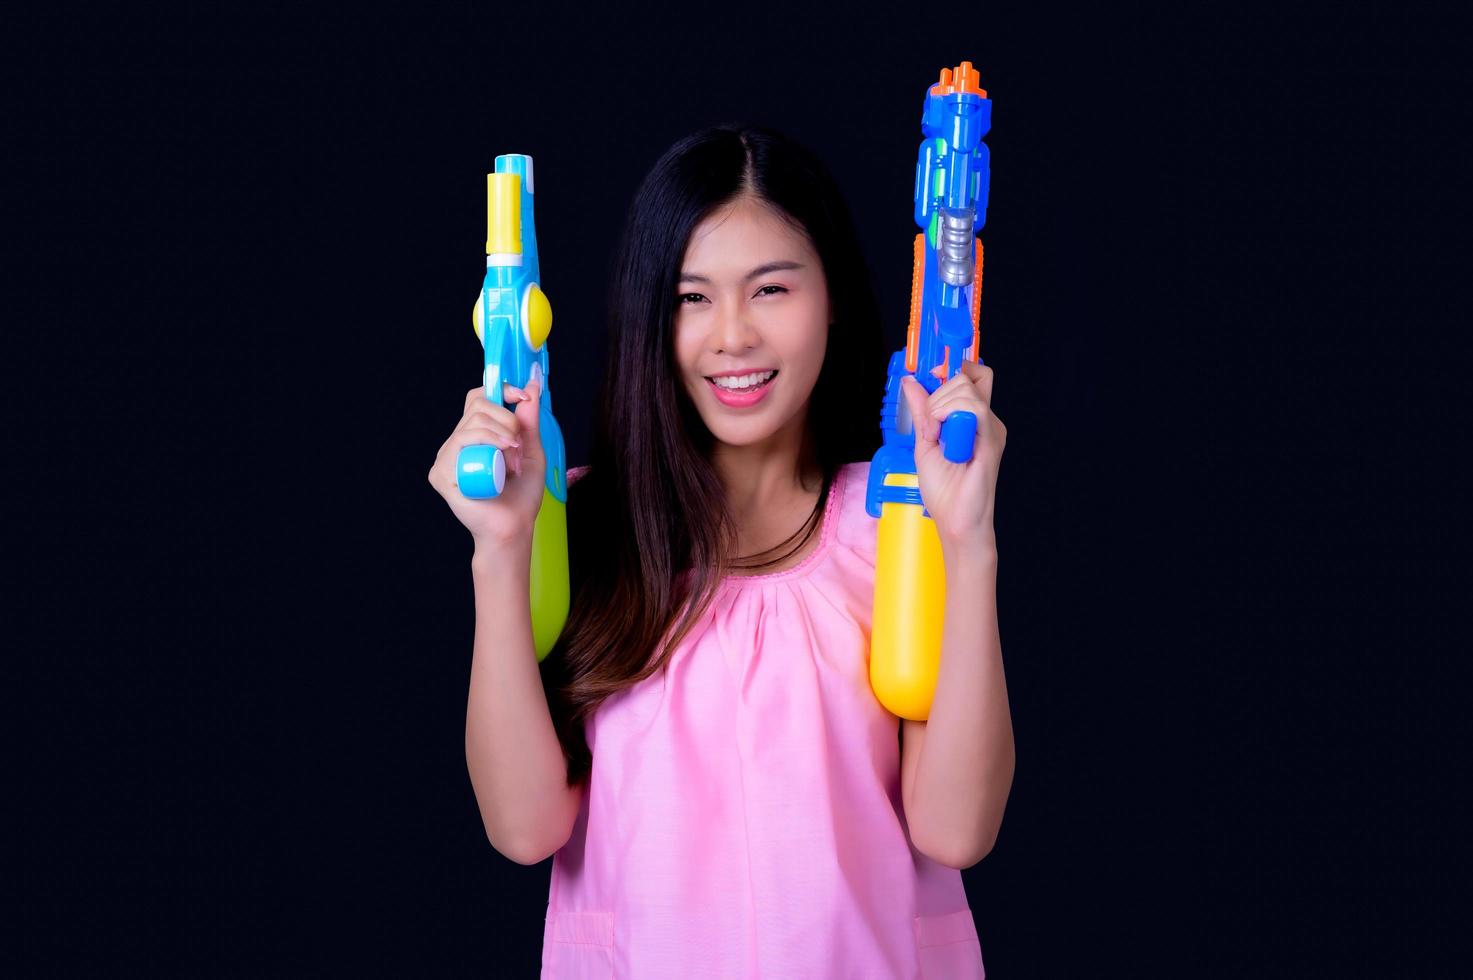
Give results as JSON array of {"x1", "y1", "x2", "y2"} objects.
[
  {"x1": 867, "y1": 61, "x2": 992, "y2": 720},
  {"x1": 454, "y1": 154, "x2": 571, "y2": 661}
]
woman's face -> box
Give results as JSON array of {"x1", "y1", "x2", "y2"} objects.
[{"x1": 672, "y1": 195, "x2": 831, "y2": 449}]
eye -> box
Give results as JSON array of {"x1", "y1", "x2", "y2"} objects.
[{"x1": 677, "y1": 286, "x2": 785, "y2": 305}]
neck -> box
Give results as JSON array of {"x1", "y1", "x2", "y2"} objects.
[{"x1": 709, "y1": 410, "x2": 820, "y2": 522}]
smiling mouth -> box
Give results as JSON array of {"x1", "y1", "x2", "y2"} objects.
[{"x1": 705, "y1": 370, "x2": 779, "y2": 393}]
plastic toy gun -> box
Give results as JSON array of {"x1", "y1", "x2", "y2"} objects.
[
  {"x1": 866, "y1": 62, "x2": 992, "y2": 720},
  {"x1": 454, "y1": 154, "x2": 571, "y2": 662}
]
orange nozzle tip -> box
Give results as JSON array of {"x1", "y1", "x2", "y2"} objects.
[{"x1": 930, "y1": 60, "x2": 987, "y2": 98}]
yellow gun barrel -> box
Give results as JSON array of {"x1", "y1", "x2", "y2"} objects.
[
  {"x1": 485, "y1": 172, "x2": 522, "y2": 256},
  {"x1": 870, "y1": 473, "x2": 946, "y2": 720}
]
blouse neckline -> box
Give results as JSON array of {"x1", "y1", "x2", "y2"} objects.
[{"x1": 720, "y1": 463, "x2": 847, "y2": 587}]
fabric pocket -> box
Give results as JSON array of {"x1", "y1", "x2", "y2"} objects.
[
  {"x1": 542, "y1": 909, "x2": 615, "y2": 979},
  {"x1": 914, "y1": 908, "x2": 985, "y2": 978}
]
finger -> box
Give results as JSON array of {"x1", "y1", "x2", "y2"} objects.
[
  {"x1": 928, "y1": 369, "x2": 975, "y2": 403},
  {"x1": 924, "y1": 373, "x2": 984, "y2": 413},
  {"x1": 464, "y1": 401, "x2": 520, "y2": 430},
  {"x1": 457, "y1": 426, "x2": 522, "y2": 476},
  {"x1": 902, "y1": 376, "x2": 938, "y2": 444},
  {"x1": 900, "y1": 376, "x2": 921, "y2": 436},
  {"x1": 927, "y1": 389, "x2": 988, "y2": 421},
  {"x1": 457, "y1": 426, "x2": 521, "y2": 450},
  {"x1": 931, "y1": 365, "x2": 992, "y2": 416},
  {"x1": 465, "y1": 381, "x2": 531, "y2": 413},
  {"x1": 958, "y1": 361, "x2": 994, "y2": 404},
  {"x1": 514, "y1": 377, "x2": 545, "y2": 462},
  {"x1": 458, "y1": 417, "x2": 521, "y2": 446}
]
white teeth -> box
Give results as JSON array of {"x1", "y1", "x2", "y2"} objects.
[{"x1": 711, "y1": 370, "x2": 776, "y2": 390}]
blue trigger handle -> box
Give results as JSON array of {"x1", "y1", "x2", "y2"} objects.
[{"x1": 940, "y1": 410, "x2": 977, "y2": 463}]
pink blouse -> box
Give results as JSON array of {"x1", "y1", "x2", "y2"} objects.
[{"x1": 541, "y1": 460, "x2": 985, "y2": 978}]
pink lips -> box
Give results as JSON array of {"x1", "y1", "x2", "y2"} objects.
[{"x1": 706, "y1": 371, "x2": 778, "y2": 408}]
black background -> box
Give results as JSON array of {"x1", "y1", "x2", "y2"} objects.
[{"x1": 18, "y1": 1, "x2": 1440, "y2": 977}]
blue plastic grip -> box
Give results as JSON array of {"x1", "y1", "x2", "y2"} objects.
[
  {"x1": 940, "y1": 410, "x2": 977, "y2": 463},
  {"x1": 456, "y1": 443, "x2": 506, "y2": 499}
]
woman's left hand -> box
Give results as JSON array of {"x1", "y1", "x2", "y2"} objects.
[{"x1": 900, "y1": 361, "x2": 1006, "y2": 550}]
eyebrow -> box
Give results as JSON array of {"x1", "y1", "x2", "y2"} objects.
[{"x1": 677, "y1": 260, "x2": 805, "y2": 285}]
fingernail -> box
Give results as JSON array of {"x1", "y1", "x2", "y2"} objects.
[{"x1": 510, "y1": 439, "x2": 521, "y2": 448}]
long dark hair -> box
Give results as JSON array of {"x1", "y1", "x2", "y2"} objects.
[{"x1": 540, "y1": 123, "x2": 886, "y2": 787}]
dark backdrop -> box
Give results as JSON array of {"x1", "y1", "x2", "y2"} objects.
[{"x1": 20, "y1": 1, "x2": 1419, "y2": 977}]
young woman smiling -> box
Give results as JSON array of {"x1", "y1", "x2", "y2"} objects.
[{"x1": 429, "y1": 123, "x2": 1010, "y2": 978}]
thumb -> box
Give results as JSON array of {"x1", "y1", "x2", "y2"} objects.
[
  {"x1": 514, "y1": 377, "x2": 545, "y2": 462},
  {"x1": 902, "y1": 376, "x2": 938, "y2": 451}
]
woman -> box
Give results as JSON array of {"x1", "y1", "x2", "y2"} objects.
[{"x1": 428, "y1": 122, "x2": 1011, "y2": 978}]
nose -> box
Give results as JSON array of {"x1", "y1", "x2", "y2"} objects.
[{"x1": 711, "y1": 302, "x2": 760, "y2": 355}]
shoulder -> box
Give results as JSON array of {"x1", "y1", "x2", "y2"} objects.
[
  {"x1": 831, "y1": 460, "x2": 877, "y2": 557},
  {"x1": 836, "y1": 459, "x2": 873, "y2": 511},
  {"x1": 836, "y1": 459, "x2": 870, "y2": 497}
]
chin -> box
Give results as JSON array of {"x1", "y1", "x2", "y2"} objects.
[
  {"x1": 706, "y1": 410, "x2": 796, "y2": 449},
  {"x1": 686, "y1": 374, "x2": 805, "y2": 447},
  {"x1": 704, "y1": 417, "x2": 773, "y2": 443}
]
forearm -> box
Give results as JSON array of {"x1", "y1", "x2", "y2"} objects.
[
  {"x1": 465, "y1": 537, "x2": 580, "y2": 863},
  {"x1": 910, "y1": 534, "x2": 1014, "y2": 866}
]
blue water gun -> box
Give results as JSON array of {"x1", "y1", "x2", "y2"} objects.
[
  {"x1": 866, "y1": 62, "x2": 992, "y2": 720},
  {"x1": 454, "y1": 154, "x2": 571, "y2": 661}
]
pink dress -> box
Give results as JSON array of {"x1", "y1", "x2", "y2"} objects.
[{"x1": 542, "y1": 460, "x2": 985, "y2": 979}]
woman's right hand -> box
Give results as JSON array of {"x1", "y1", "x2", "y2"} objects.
[{"x1": 428, "y1": 377, "x2": 546, "y2": 547}]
